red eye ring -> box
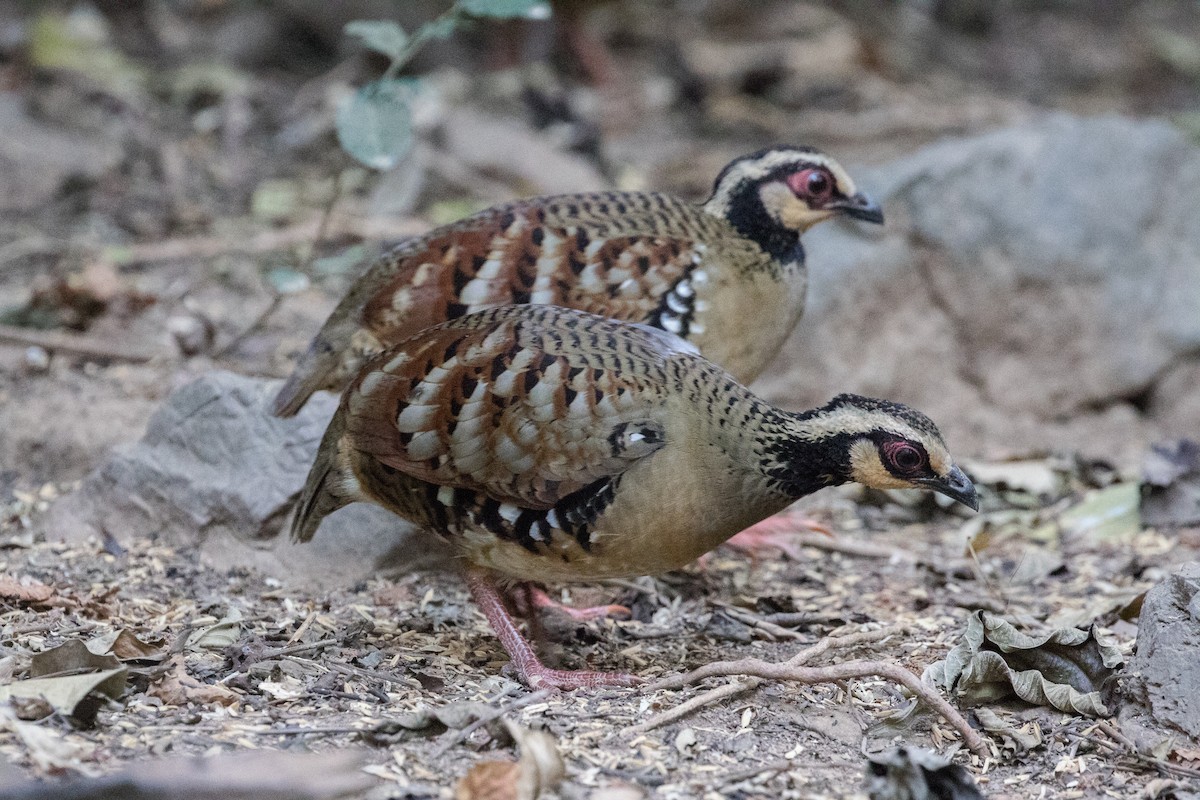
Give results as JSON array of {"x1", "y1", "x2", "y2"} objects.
[
  {"x1": 786, "y1": 168, "x2": 834, "y2": 201},
  {"x1": 883, "y1": 441, "x2": 925, "y2": 472}
]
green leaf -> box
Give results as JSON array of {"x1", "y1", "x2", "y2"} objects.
[
  {"x1": 336, "y1": 79, "x2": 416, "y2": 171},
  {"x1": 266, "y1": 267, "x2": 311, "y2": 295},
  {"x1": 422, "y1": 15, "x2": 462, "y2": 40},
  {"x1": 459, "y1": 0, "x2": 551, "y2": 20},
  {"x1": 344, "y1": 20, "x2": 409, "y2": 60}
]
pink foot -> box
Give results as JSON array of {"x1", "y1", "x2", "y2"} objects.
[
  {"x1": 464, "y1": 569, "x2": 642, "y2": 691},
  {"x1": 722, "y1": 511, "x2": 835, "y2": 562},
  {"x1": 519, "y1": 585, "x2": 631, "y2": 622}
]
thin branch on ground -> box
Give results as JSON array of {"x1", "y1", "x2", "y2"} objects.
[
  {"x1": 0, "y1": 323, "x2": 157, "y2": 363},
  {"x1": 98, "y1": 213, "x2": 427, "y2": 267},
  {"x1": 785, "y1": 531, "x2": 915, "y2": 561},
  {"x1": 625, "y1": 677, "x2": 761, "y2": 735},
  {"x1": 639, "y1": 624, "x2": 988, "y2": 757},
  {"x1": 715, "y1": 603, "x2": 811, "y2": 641}
]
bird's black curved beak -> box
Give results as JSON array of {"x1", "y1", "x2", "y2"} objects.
[
  {"x1": 918, "y1": 465, "x2": 979, "y2": 511},
  {"x1": 830, "y1": 192, "x2": 884, "y2": 225}
]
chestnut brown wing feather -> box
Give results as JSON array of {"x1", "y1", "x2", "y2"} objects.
[
  {"x1": 273, "y1": 193, "x2": 714, "y2": 418},
  {"x1": 358, "y1": 199, "x2": 701, "y2": 346},
  {"x1": 343, "y1": 307, "x2": 684, "y2": 510}
]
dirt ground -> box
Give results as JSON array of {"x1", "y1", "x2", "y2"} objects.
[{"x1": 2, "y1": 1, "x2": 1200, "y2": 798}]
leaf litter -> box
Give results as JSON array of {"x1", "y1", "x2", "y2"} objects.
[{"x1": 1, "y1": 457, "x2": 1197, "y2": 797}]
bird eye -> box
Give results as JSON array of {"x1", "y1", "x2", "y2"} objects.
[
  {"x1": 884, "y1": 441, "x2": 926, "y2": 472},
  {"x1": 787, "y1": 168, "x2": 833, "y2": 201}
]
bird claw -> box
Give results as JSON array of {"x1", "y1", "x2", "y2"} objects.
[{"x1": 519, "y1": 664, "x2": 644, "y2": 691}]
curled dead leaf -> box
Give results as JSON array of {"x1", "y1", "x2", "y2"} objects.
[
  {"x1": 186, "y1": 609, "x2": 244, "y2": 650},
  {"x1": 150, "y1": 655, "x2": 240, "y2": 708},
  {"x1": 923, "y1": 611, "x2": 1124, "y2": 716}
]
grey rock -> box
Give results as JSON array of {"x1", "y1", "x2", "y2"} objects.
[
  {"x1": 759, "y1": 113, "x2": 1200, "y2": 462},
  {"x1": 42, "y1": 371, "x2": 447, "y2": 587},
  {"x1": 1131, "y1": 562, "x2": 1200, "y2": 741},
  {"x1": 0, "y1": 93, "x2": 123, "y2": 212}
]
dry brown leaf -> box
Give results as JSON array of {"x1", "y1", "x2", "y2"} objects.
[
  {"x1": 0, "y1": 574, "x2": 55, "y2": 604},
  {"x1": 85, "y1": 629, "x2": 169, "y2": 662},
  {"x1": 0, "y1": 640, "x2": 128, "y2": 724},
  {"x1": 455, "y1": 720, "x2": 564, "y2": 800},
  {"x1": 32, "y1": 639, "x2": 121, "y2": 676},
  {"x1": 457, "y1": 761, "x2": 523, "y2": 800},
  {"x1": 149, "y1": 655, "x2": 240, "y2": 708},
  {"x1": 0, "y1": 669, "x2": 126, "y2": 724}
]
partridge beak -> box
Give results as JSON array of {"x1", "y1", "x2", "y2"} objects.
[
  {"x1": 918, "y1": 465, "x2": 979, "y2": 511},
  {"x1": 830, "y1": 192, "x2": 884, "y2": 225}
]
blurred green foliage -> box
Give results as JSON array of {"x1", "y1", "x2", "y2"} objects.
[{"x1": 337, "y1": 0, "x2": 552, "y2": 170}]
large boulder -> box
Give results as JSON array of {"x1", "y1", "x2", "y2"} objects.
[
  {"x1": 42, "y1": 371, "x2": 446, "y2": 586},
  {"x1": 760, "y1": 113, "x2": 1200, "y2": 463}
]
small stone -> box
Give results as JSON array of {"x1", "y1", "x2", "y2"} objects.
[
  {"x1": 167, "y1": 314, "x2": 214, "y2": 356},
  {"x1": 22, "y1": 346, "x2": 50, "y2": 373}
]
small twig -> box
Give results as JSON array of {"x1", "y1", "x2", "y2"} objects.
[
  {"x1": 648, "y1": 626, "x2": 901, "y2": 692},
  {"x1": 286, "y1": 610, "x2": 318, "y2": 646},
  {"x1": 98, "y1": 213, "x2": 426, "y2": 267},
  {"x1": 641, "y1": 625, "x2": 986, "y2": 757},
  {"x1": 1096, "y1": 719, "x2": 1139, "y2": 753},
  {"x1": 431, "y1": 687, "x2": 552, "y2": 757},
  {"x1": 653, "y1": 656, "x2": 986, "y2": 757},
  {"x1": 719, "y1": 757, "x2": 850, "y2": 785},
  {"x1": 715, "y1": 604, "x2": 810, "y2": 641},
  {"x1": 324, "y1": 661, "x2": 419, "y2": 689},
  {"x1": 266, "y1": 637, "x2": 339, "y2": 658},
  {"x1": 786, "y1": 531, "x2": 914, "y2": 561},
  {"x1": 0, "y1": 323, "x2": 157, "y2": 363},
  {"x1": 625, "y1": 677, "x2": 761, "y2": 735},
  {"x1": 213, "y1": 294, "x2": 282, "y2": 358}
]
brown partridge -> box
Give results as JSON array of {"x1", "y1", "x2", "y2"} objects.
[
  {"x1": 272, "y1": 145, "x2": 882, "y2": 417},
  {"x1": 291, "y1": 305, "x2": 978, "y2": 690}
]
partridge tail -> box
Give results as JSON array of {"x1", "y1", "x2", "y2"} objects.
[{"x1": 272, "y1": 338, "x2": 342, "y2": 417}]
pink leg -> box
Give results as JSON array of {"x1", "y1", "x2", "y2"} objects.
[
  {"x1": 519, "y1": 585, "x2": 631, "y2": 621},
  {"x1": 722, "y1": 510, "x2": 835, "y2": 562},
  {"x1": 463, "y1": 569, "x2": 642, "y2": 691}
]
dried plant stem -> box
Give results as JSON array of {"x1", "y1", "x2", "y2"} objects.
[
  {"x1": 0, "y1": 323, "x2": 157, "y2": 363},
  {"x1": 784, "y1": 531, "x2": 914, "y2": 561},
  {"x1": 100, "y1": 214, "x2": 426, "y2": 267},
  {"x1": 625, "y1": 677, "x2": 761, "y2": 735},
  {"x1": 638, "y1": 625, "x2": 989, "y2": 758}
]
